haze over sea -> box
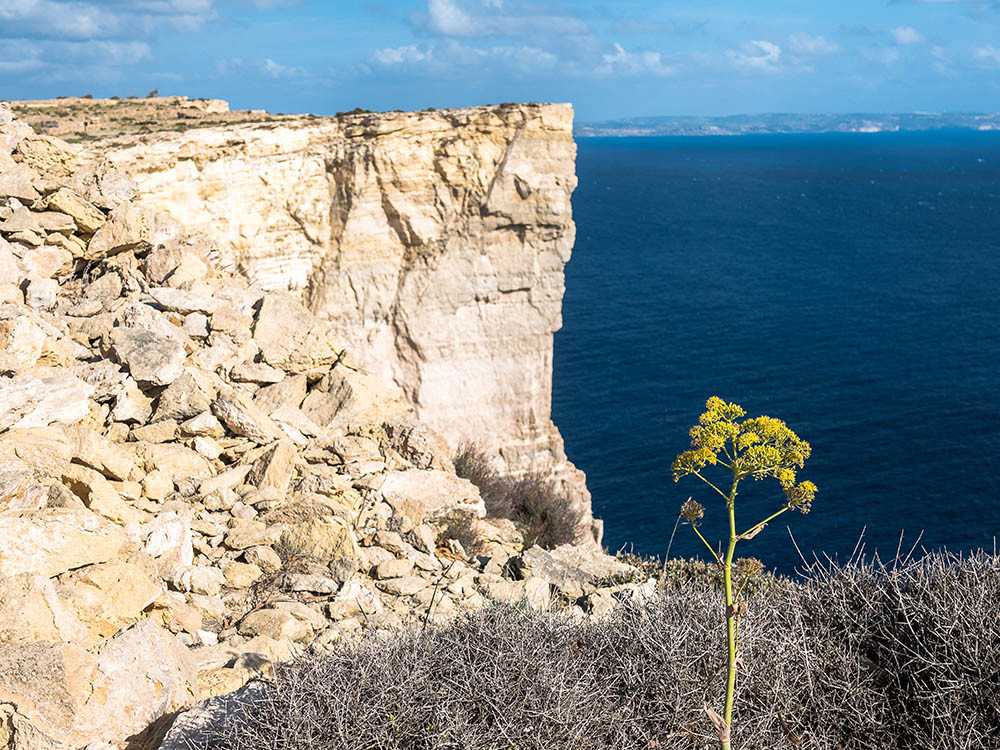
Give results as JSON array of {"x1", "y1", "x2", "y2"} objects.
[{"x1": 553, "y1": 131, "x2": 1000, "y2": 574}]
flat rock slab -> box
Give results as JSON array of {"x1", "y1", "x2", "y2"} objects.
[
  {"x1": 0, "y1": 374, "x2": 94, "y2": 430},
  {"x1": 0, "y1": 508, "x2": 126, "y2": 578}
]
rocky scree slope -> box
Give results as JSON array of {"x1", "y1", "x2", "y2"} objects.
[
  {"x1": 0, "y1": 102, "x2": 648, "y2": 749},
  {"x1": 85, "y1": 101, "x2": 598, "y2": 546}
]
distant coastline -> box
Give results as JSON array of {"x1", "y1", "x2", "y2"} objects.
[{"x1": 575, "y1": 111, "x2": 1000, "y2": 137}]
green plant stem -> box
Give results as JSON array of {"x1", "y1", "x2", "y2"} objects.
[
  {"x1": 740, "y1": 505, "x2": 791, "y2": 539},
  {"x1": 692, "y1": 523, "x2": 722, "y2": 563},
  {"x1": 722, "y1": 480, "x2": 739, "y2": 750}
]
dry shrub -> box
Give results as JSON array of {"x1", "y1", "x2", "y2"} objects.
[
  {"x1": 190, "y1": 550, "x2": 1000, "y2": 750},
  {"x1": 453, "y1": 443, "x2": 580, "y2": 549},
  {"x1": 435, "y1": 511, "x2": 487, "y2": 558},
  {"x1": 241, "y1": 533, "x2": 317, "y2": 615}
]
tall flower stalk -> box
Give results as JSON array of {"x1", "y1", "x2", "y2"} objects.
[{"x1": 672, "y1": 397, "x2": 816, "y2": 750}]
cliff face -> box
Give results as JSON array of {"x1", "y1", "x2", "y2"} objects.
[{"x1": 90, "y1": 103, "x2": 598, "y2": 542}]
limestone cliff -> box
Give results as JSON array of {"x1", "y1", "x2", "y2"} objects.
[{"x1": 87, "y1": 103, "x2": 598, "y2": 543}]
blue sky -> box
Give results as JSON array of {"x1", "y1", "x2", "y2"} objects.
[{"x1": 1, "y1": 0, "x2": 999, "y2": 120}]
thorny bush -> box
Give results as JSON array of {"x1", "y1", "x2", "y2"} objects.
[{"x1": 191, "y1": 550, "x2": 1000, "y2": 750}]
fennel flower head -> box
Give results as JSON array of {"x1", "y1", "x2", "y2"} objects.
[{"x1": 671, "y1": 397, "x2": 817, "y2": 513}]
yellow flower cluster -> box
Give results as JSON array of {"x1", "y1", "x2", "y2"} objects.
[{"x1": 671, "y1": 397, "x2": 817, "y2": 513}]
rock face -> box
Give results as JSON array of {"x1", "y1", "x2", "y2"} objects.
[{"x1": 89, "y1": 103, "x2": 597, "y2": 543}]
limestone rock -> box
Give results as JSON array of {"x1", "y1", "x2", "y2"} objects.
[
  {"x1": 0, "y1": 574, "x2": 91, "y2": 646},
  {"x1": 91, "y1": 104, "x2": 598, "y2": 544},
  {"x1": 0, "y1": 640, "x2": 97, "y2": 749},
  {"x1": 212, "y1": 392, "x2": 282, "y2": 443},
  {"x1": 72, "y1": 620, "x2": 198, "y2": 746},
  {"x1": 252, "y1": 293, "x2": 341, "y2": 374},
  {"x1": 224, "y1": 562, "x2": 263, "y2": 588},
  {"x1": 237, "y1": 609, "x2": 312, "y2": 642},
  {"x1": 154, "y1": 371, "x2": 213, "y2": 421},
  {"x1": 373, "y1": 557, "x2": 415, "y2": 579},
  {"x1": 0, "y1": 316, "x2": 46, "y2": 371},
  {"x1": 150, "y1": 286, "x2": 222, "y2": 315},
  {"x1": 301, "y1": 363, "x2": 409, "y2": 429},
  {"x1": 0, "y1": 507, "x2": 125, "y2": 577},
  {"x1": 64, "y1": 425, "x2": 136, "y2": 481},
  {"x1": 111, "y1": 327, "x2": 187, "y2": 386},
  {"x1": 61, "y1": 463, "x2": 149, "y2": 525},
  {"x1": 55, "y1": 561, "x2": 163, "y2": 641},
  {"x1": 247, "y1": 439, "x2": 297, "y2": 495},
  {"x1": 35, "y1": 187, "x2": 106, "y2": 234},
  {"x1": 380, "y1": 469, "x2": 485, "y2": 525},
  {"x1": 25, "y1": 277, "x2": 58, "y2": 309},
  {"x1": 0, "y1": 459, "x2": 42, "y2": 513},
  {"x1": 375, "y1": 575, "x2": 429, "y2": 597},
  {"x1": 289, "y1": 516, "x2": 361, "y2": 561},
  {"x1": 85, "y1": 199, "x2": 152, "y2": 259}
]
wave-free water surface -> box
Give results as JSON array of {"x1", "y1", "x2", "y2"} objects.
[{"x1": 552, "y1": 132, "x2": 1000, "y2": 574}]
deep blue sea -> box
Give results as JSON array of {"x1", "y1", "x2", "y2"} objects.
[{"x1": 552, "y1": 132, "x2": 1000, "y2": 574}]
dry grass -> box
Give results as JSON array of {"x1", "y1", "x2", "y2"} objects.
[{"x1": 189, "y1": 549, "x2": 1000, "y2": 750}]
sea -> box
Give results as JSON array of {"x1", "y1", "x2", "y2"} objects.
[{"x1": 552, "y1": 131, "x2": 1000, "y2": 575}]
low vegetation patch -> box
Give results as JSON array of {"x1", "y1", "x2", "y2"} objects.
[
  {"x1": 453, "y1": 443, "x2": 581, "y2": 549},
  {"x1": 189, "y1": 550, "x2": 1000, "y2": 750}
]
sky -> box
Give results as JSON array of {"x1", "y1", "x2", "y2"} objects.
[{"x1": 1, "y1": 0, "x2": 1000, "y2": 121}]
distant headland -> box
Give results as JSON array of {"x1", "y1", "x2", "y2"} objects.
[{"x1": 576, "y1": 111, "x2": 1000, "y2": 137}]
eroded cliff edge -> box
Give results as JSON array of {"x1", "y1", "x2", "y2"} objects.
[{"x1": 87, "y1": 103, "x2": 599, "y2": 543}]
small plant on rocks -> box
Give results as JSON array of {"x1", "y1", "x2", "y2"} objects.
[{"x1": 671, "y1": 397, "x2": 817, "y2": 750}]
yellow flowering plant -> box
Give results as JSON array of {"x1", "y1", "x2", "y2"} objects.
[{"x1": 671, "y1": 397, "x2": 816, "y2": 750}]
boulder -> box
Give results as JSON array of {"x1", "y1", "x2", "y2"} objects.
[
  {"x1": 111, "y1": 327, "x2": 186, "y2": 386},
  {"x1": 61, "y1": 463, "x2": 149, "y2": 525},
  {"x1": 301, "y1": 363, "x2": 409, "y2": 428},
  {"x1": 154, "y1": 371, "x2": 212, "y2": 421},
  {"x1": 0, "y1": 574, "x2": 91, "y2": 646},
  {"x1": 0, "y1": 459, "x2": 43, "y2": 513},
  {"x1": 0, "y1": 374, "x2": 93, "y2": 430},
  {"x1": 55, "y1": 561, "x2": 163, "y2": 642},
  {"x1": 35, "y1": 187, "x2": 106, "y2": 234},
  {"x1": 237, "y1": 609, "x2": 312, "y2": 642},
  {"x1": 252, "y1": 293, "x2": 341, "y2": 374},
  {"x1": 380, "y1": 469, "x2": 485, "y2": 525},
  {"x1": 71, "y1": 620, "x2": 199, "y2": 746},
  {"x1": 211, "y1": 393, "x2": 282, "y2": 443},
  {"x1": 287, "y1": 516, "x2": 361, "y2": 561},
  {"x1": 0, "y1": 316, "x2": 46, "y2": 371},
  {"x1": 247, "y1": 439, "x2": 297, "y2": 495},
  {"x1": 0, "y1": 507, "x2": 125, "y2": 577},
  {"x1": 85, "y1": 199, "x2": 152, "y2": 259},
  {"x1": 64, "y1": 425, "x2": 136, "y2": 481}
]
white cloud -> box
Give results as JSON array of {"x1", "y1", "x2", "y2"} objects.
[
  {"x1": 597, "y1": 43, "x2": 675, "y2": 77},
  {"x1": 263, "y1": 58, "x2": 305, "y2": 78},
  {"x1": 863, "y1": 46, "x2": 902, "y2": 65},
  {"x1": 373, "y1": 45, "x2": 431, "y2": 66},
  {"x1": 728, "y1": 40, "x2": 783, "y2": 72},
  {"x1": 413, "y1": 0, "x2": 589, "y2": 39},
  {"x1": 216, "y1": 56, "x2": 316, "y2": 81},
  {"x1": 788, "y1": 32, "x2": 841, "y2": 55},
  {"x1": 973, "y1": 44, "x2": 1000, "y2": 65},
  {"x1": 891, "y1": 26, "x2": 926, "y2": 44},
  {"x1": 426, "y1": 0, "x2": 476, "y2": 35},
  {"x1": 0, "y1": 0, "x2": 219, "y2": 38},
  {"x1": 369, "y1": 39, "x2": 558, "y2": 76}
]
